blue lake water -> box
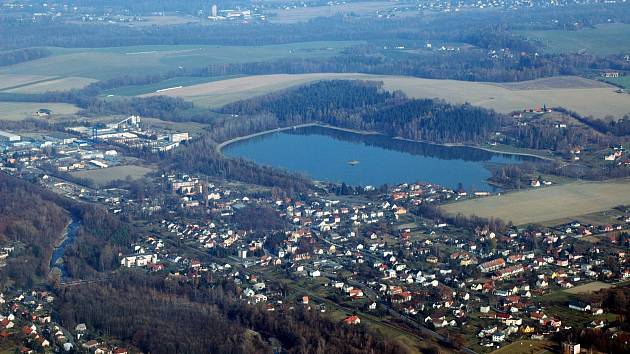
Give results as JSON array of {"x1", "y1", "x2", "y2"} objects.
[{"x1": 223, "y1": 126, "x2": 539, "y2": 191}]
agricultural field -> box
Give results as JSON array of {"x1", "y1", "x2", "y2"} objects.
[
  {"x1": 267, "y1": 1, "x2": 414, "y2": 23},
  {"x1": 67, "y1": 15, "x2": 202, "y2": 27},
  {"x1": 489, "y1": 340, "x2": 554, "y2": 354},
  {"x1": 3, "y1": 76, "x2": 97, "y2": 93},
  {"x1": 0, "y1": 74, "x2": 53, "y2": 90},
  {"x1": 0, "y1": 42, "x2": 361, "y2": 81},
  {"x1": 381, "y1": 75, "x2": 630, "y2": 118},
  {"x1": 492, "y1": 76, "x2": 610, "y2": 90},
  {"x1": 70, "y1": 165, "x2": 154, "y2": 186},
  {"x1": 538, "y1": 205, "x2": 629, "y2": 229},
  {"x1": 101, "y1": 75, "x2": 242, "y2": 97},
  {"x1": 563, "y1": 281, "x2": 614, "y2": 295},
  {"x1": 516, "y1": 23, "x2": 630, "y2": 55},
  {"x1": 141, "y1": 73, "x2": 630, "y2": 118},
  {"x1": 130, "y1": 15, "x2": 201, "y2": 26},
  {"x1": 139, "y1": 117, "x2": 209, "y2": 137},
  {"x1": 604, "y1": 76, "x2": 630, "y2": 90},
  {"x1": 141, "y1": 73, "x2": 370, "y2": 107},
  {"x1": 441, "y1": 180, "x2": 630, "y2": 225},
  {"x1": 0, "y1": 102, "x2": 79, "y2": 121}
]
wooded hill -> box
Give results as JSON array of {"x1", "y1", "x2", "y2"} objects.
[
  {"x1": 0, "y1": 172, "x2": 136, "y2": 287},
  {"x1": 56, "y1": 271, "x2": 410, "y2": 354},
  {"x1": 219, "y1": 80, "x2": 503, "y2": 144},
  {"x1": 0, "y1": 173, "x2": 69, "y2": 288}
]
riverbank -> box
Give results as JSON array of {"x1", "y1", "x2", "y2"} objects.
[
  {"x1": 218, "y1": 122, "x2": 555, "y2": 162},
  {"x1": 53, "y1": 218, "x2": 73, "y2": 250},
  {"x1": 49, "y1": 214, "x2": 81, "y2": 278}
]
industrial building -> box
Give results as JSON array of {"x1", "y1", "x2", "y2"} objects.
[{"x1": 0, "y1": 130, "x2": 21, "y2": 143}]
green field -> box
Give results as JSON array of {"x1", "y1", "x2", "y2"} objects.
[
  {"x1": 563, "y1": 281, "x2": 614, "y2": 294},
  {"x1": 268, "y1": 1, "x2": 409, "y2": 23},
  {"x1": 0, "y1": 102, "x2": 79, "y2": 121},
  {"x1": 0, "y1": 74, "x2": 53, "y2": 90},
  {"x1": 101, "y1": 75, "x2": 243, "y2": 97},
  {"x1": 0, "y1": 42, "x2": 361, "y2": 80},
  {"x1": 134, "y1": 117, "x2": 210, "y2": 137},
  {"x1": 605, "y1": 76, "x2": 630, "y2": 89},
  {"x1": 516, "y1": 23, "x2": 630, "y2": 55},
  {"x1": 70, "y1": 165, "x2": 154, "y2": 186},
  {"x1": 3, "y1": 76, "x2": 97, "y2": 93},
  {"x1": 489, "y1": 340, "x2": 553, "y2": 354},
  {"x1": 441, "y1": 180, "x2": 630, "y2": 225}
]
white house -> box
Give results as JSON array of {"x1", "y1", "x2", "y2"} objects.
[{"x1": 120, "y1": 254, "x2": 158, "y2": 267}]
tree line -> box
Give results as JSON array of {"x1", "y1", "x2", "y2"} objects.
[
  {"x1": 0, "y1": 12, "x2": 538, "y2": 51},
  {"x1": 0, "y1": 47, "x2": 50, "y2": 67},
  {"x1": 554, "y1": 107, "x2": 630, "y2": 137},
  {"x1": 166, "y1": 134, "x2": 313, "y2": 194}
]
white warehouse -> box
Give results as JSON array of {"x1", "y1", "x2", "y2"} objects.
[{"x1": 0, "y1": 130, "x2": 20, "y2": 142}]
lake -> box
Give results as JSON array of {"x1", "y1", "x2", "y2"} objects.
[{"x1": 223, "y1": 126, "x2": 539, "y2": 191}]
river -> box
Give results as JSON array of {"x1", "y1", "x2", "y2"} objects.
[{"x1": 50, "y1": 214, "x2": 81, "y2": 279}]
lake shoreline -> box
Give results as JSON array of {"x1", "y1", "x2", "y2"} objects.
[
  {"x1": 217, "y1": 123, "x2": 553, "y2": 161},
  {"x1": 392, "y1": 137, "x2": 555, "y2": 161},
  {"x1": 216, "y1": 122, "x2": 381, "y2": 152},
  {"x1": 219, "y1": 124, "x2": 546, "y2": 191}
]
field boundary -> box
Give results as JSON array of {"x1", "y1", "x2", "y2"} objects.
[
  {"x1": 0, "y1": 76, "x2": 61, "y2": 92},
  {"x1": 140, "y1": 73, "x2": 630, "y2": 118}
]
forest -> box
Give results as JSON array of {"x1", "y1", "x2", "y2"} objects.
[
  {"x1": 0, "y1": 47, "x2": 51, "y2": 67},
  {"x1": 56, "y1": 271, "x2": 409, "y2": 354},
  {"x1": 220, "y1": 80, "x2": 503, "y2": 144},
  {"x1": 0, "y1": 14, "x2": 520, "y2": 50},
  {"x1": 2, "y1": 47, "x2": 628, "y2": 125},
  {"x1": 553, "y1": 107, "x2": 630, "y2": 137},
  {"x1": 0, "y1": 2, "x2": 628, "y2": 92},
  {"x1": 507, "y1": 121, "x2": 597, "y2": 151},
  {"x1": 0, "y1": 172, "x2": 137, "y2": 287},
  {"x1": 63, "y1": 203, "x2": 135, "y2": 279},
  {"x1": 0, "y1": 1, "x2": 628, "y2": 85},
  {"x1": 169, "y1": 134, "x2": 312, "y2": 194},
  {"x1": 0, "y1": 172, "x2": 69, "y2": 288},
  {"x1": 188, "y1": 48, "x2": 630, "y2": 83}
]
